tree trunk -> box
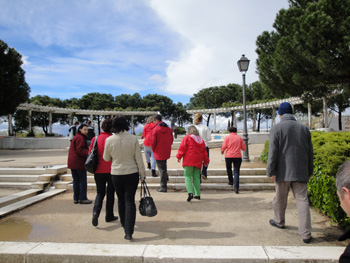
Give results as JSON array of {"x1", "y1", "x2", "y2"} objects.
[
  {"x1": 206, "y1": 113, "x2": 211, "y2": 126},
  {"x1": 339, "y1": 107, "x2": 343, "y2": 131},
  {"x1": 257, "y1": 112, "x2": 261, "y2": 132}
]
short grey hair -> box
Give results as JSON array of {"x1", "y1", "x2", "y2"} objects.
[
  {"x1": 187, "y1": 125, "x2": 199, "y2": 136},
  {"x1": 336, "y1": 160, "x2": 350, "y2": 198}
]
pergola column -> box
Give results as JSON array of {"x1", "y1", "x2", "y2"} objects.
[
  {"x1": 90, "y1": 114, "x2": 93, "y2": 121},
  {"x1": 131, "y1": 115, "x2": 135, "y2": 134},
  {"x1": 213, "y1": 112, "x2": 217, "y2": 132},
  {"x1": 8, "y1": 114, "x2": 13, "y2": 136},
  {"x1": 271, "y1": 107, "x2": 276, "y2": 127},
  {"x1": 69, "y1": 114, "x2": 74, "y2": 126},
  {"x1": 28, "y1": 110, "x2": 32, "y2": 132},
  {"x1": 49, "y1": 112, "x2": 53, "y2": 134},
  {"x1": 252, "y1": 109, "x2": 257, "y2": 131},
  {"x1": 308, "y1": 102, "x2": 312, "y2": 129},
  {"x1": 233, "y1": 111, "x2": 237, "y2": 127}
]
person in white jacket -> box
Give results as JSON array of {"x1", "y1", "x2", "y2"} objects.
[{"x1": 194, "y1": 113, "x2": 211, "y2": 179}]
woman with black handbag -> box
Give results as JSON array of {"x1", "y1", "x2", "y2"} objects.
[
  {"x1": 89, "y1": 119, "x2": 118, "y2": 227},
  {"x1": 67, "y1": 123, "x2": 92, "y2": 204},
  {"x1": 103, "y1": 115, "x2": 146, "y2": 241}
]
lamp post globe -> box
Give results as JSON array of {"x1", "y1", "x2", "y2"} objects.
[{"x1": 237, "y1": 54, "x2": 250, "y2": 162}]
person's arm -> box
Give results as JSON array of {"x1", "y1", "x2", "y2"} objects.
[
  {"x1": 88, "y1": 137, "x2": 95, "y2": 153},
  {"x1": 205, "y1": 127, "x2": 212, "y2": 142},
  {"x1": 266, "y1": 128, "x2": 278, "y2": 178},
  {"x1": 151, "y1": 128, "x2": 157, "y2": 151},
  {"x1": 135, "y1": 138, "x2": 146, "y2": 181},
  {"x1": 221, "y1": 137, "x2": 228, "y2": 155},
  {"x1": 241, "y1": 137, "x2": 246, "y2": 151},
  {"x1": 176, "y1": 136, "x2": 187, "y2": 161},
  {"x1": 103, "y1": 140, "x2": 112, "y2": 162}
]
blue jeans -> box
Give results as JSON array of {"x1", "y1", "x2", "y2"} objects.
[
  {"x1": 201, "y1": 147, "x2": 209, "y2": 177},
  {"x1": 111, "y1": 173, "x2": 139, "y2": 236},
  {"x1": 144, "y1": 146, "x2": 156, "y2": 170},
  {"x1": 71, "y1": 169, "x2": 88, "y2": 201},
  {"x1": 225, "y1": 158, "x2": 242, "y2": 190}
]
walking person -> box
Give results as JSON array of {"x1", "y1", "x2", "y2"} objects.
[
  {"x1": 67, "y1": 123, "x2": 92, "y2": 204},
  {"x1": 221, "y1": 127, "x2": 246, "y2": 194},
  {"x1": 68, "y1": 121, "x2": 79, "y2": 141},
  {"x1": 90, "y1": 119, "x2": 118, "y2": 227},
  {"x1": 141, "y1": 116, "x2": 157, "y2": 177},
  {"x1": 103, "y1": 115, "x2": 146, "y2": 241},
  {"x1": 176, "y1": 125, "x2": 209, "y2": 202},
  {"x1": 194, "y1": 113, "x2": 211, "y2": 180},
  {"x1": 151, "y1": 114, "x2": 173, "y2": 193},
  {"x1": 336, "y1": 161, "x2": 350, "y2": 262},
  {"x1": 86, "y1": 120, "x2": 95, "y2": 147},
  {"x1": 267, "y1": 102, "x2": 313, "y2": 244}
]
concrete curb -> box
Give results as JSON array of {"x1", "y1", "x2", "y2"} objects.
[{"x1": 0, "y1": 242, "x2": 344, "y2": 263}]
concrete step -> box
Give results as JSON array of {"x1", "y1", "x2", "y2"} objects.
[
  {"x1": 0, "y1": 189, "x2": 66, "y2": 218},
  {"x1": 0, "y1": 168, "x2": 47, "y2": 175},
  {"x1": 0, "y1": 189, "x2": 42, "y2": 208},
  {"x1": 0, "y1": 175, "x2": 39, "y2": 182},
  {"x1": 0, "y1": 182, "x2": 33, "y2": 189}
]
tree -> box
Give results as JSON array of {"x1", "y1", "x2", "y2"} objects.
[
  {"x1": 0, "y1": 39, "x2": 30, "y2": 116},
  {"x1": 256, "y1": 0, "x2": 350, "y2": 100},
  {"x1": 142, "y1": 94, "x2": 175, "y2": 119},
  {"x1": 172, "y1": 102, "x2": 192, "y2": 127}
]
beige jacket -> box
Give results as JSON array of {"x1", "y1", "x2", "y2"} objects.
[{"x1": 103, "y1": 131, "x2": 146, "y2": 180}]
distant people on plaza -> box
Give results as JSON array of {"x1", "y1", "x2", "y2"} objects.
[
  {"x1": 68, "y1": 121, "x2": 79, "y2": 141},
  {"x1": 173, "y1": 125, "x2": 178, "y2": 139},
  {"x1": 194, "y1": 113, "x2": 211, "y2": 180},
  {"x1": 151, "y1": 114, "x2": 174, "y2": 193},
  {"x1": 141, "y1": 116, "x2": 157, "y2": 177},
  {"x1": 176, "y1": 125, "x2": 209, "y2": 202},
  {"x1": 103, "y1": 115, "x2": 146, "y2": 241},
  {"x1": 89, "y1": 118, "x2": 118, "y2": 227},
  {"x1": 221, "y1": 127, "x2": 246, "y2": 194},
  {"x1": 86, "y1": 120, "x2": 96, "y2": 147},
  {"x1": 67, "y1": 123, "x2": 92, "y2": 204},
  {"x1": 267, "y1": 102, "x2": 313, "y2": 244},
  {"x1": 336, "y1": 161, "x2": 350, "y2": 262}
]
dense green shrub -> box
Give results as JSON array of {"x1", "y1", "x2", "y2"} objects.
[
  {"x1": 261, "y1": 131, "x2": 350, "y2": 228},
  {"x1": 177, "y1": 127, "x2": 186, "y2": 135}
]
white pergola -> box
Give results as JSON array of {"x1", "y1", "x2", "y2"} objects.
[
  {"x1": 10, "y1": 103, "x2": 158, "y2": 135},
  {"x1": 186, "y1": 96, "x2": 313, "y2": 132}
]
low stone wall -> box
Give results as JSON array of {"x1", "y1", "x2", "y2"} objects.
[{"x1": 0, "y1": 132, "x2": 269, "y2": 149}]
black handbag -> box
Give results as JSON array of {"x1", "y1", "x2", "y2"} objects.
[
  {"x1": 139, "y1": 181, "x2": 157, "y2": 217},
  {"x1": 85, "y1": 136, "x2": 98, "y2": 173}
]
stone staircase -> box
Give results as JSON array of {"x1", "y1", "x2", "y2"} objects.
[
  {"x1": 0, "y1": 165, "x2": 67, "y2": 218},
  {"x1": 59, "y1": 167, "x2": 274, "y2": 191}
]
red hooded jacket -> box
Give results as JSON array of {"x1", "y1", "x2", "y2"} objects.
[
  {"x1": 142, "y1": 122, "x2": 156, "y2": 147},
  {"x1": 67, "y1": 132, "x2": 89, "y2": 170},
  {"x1": 176, "y1": 134, "x2": 210, "y2": 169},
  {"x1": 89, "y1": 132, "x2": 112, "y2": 174},
  {"x1": 151, "y1": 121, "x2": 173, "y2": 160}
]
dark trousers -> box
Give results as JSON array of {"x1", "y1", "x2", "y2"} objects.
[
  {"x1": 225, "y1": 158, "x2": 242, "y2": 190},
  {"x1": 71, "y1": 169, "x2": 88, "y2": 201},
  {"x1": 111, "y1": 173, "x2": 139, "y2": 236},
  {"x1": 93, "y1": 173, "x2": 115, "y2": 219},
  {"x1": 201, "y1": 147, "x2": 210, "y2": 177},
  {"x1": 156, "y1": 160, "x2": 168, "y2": 189}
]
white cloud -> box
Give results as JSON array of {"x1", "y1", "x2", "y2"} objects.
[{"x1": 150, "y1": 0, "x2": 289, "y2": 96}]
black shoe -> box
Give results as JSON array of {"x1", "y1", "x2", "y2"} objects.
[
  {"x1": 79, "y1": 199, "x2": 92, "y2": 204},
  {"x1": 157, "y1": 188, "x2": 167, "y2": 192},
  {"x1": 303, "y1": 237, "x2": 312, "y2": 244},
  {"x1": 187, "y1": 193, "x2": 193, "y2": 202},
  {"x1": 152, "y1": 170, "x2": 158, "y2": 177},
  {"x1": 74, "y1": 200, "x2": 79, "y2": 204},
  {"x1": 124, "y1": 234, "x2": 132, "y2": 240},
  {"x1": 106, "y1": 216, "x2": 118, "y2": 222},
  {"x1": 92, "y1": 213, "x2": 98, "y2": 227},
  {"x1": 201, "y1": 174, "x2": 207, "y2": 180},
  {"x1": 228, "y1": 182, "x2": 233, "y2": 185},
  {"x1": 147, "y1": 163, "x2": 151, "y2": 169},
  {"x1": 269, "y1": 219, "x2": 285, "y2": 229},
  {"x1": 235, "y1": 189, "x2": 239, "y2": 194},
  {"x1": 194, "y1": 196, "x2": 200, "y2": 200}
]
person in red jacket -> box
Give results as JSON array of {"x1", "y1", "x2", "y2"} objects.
[
  {"x1": 67, "y1": 124, "x2": 92, "y2": 204},
  {"x1": 89, "y1": 119, "x2": 118, "y2": 227},
  {"x1": 176, "y1": 125, "x2": 209, "y2": 202},
  {"x1": 141, "y1": 116, "x2": 157, "y2": 177},
  {"x1": 151, "y1": 114, "x2": 174, "y2": 192},
  {"x1": 221, "y1": 126, "x2": 246, "y2": 194}
]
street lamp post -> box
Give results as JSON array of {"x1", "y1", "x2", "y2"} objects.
[{"x1": 237, "y1": 54, "x2": 250, "y2": 162}]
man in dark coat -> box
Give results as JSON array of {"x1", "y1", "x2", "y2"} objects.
[
  {"x1": 267, "y1": 102, "x2": 314, "y2": 243},
  {"x1": 336, "y1": 161, "x2": 350, "y2": 262},
  {"x1": 151, "y1": 114, "x2": 173, "y2": 192}
]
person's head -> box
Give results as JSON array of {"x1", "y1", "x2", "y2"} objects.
[
  {"x1": 101, "y1": 118, "x2": 113, "y2": 133},
  {"x1": 228, "y1": 127, "x2": 237, "y2": 133},
  {"x1": 87, "y1": 120, "x2": 92, "y2": 125},
  {"x1": 187, "y1": 125, "x2": 199, "y2": 136},
  {"x1": 336, "y1": 161, "x2": 350, "y2": 216},
  {"x1": 194, "y1": 113, "x2": 203, "y2": 125},
  {"x1": 146, "y1": 116, "x2": 155, "y2": 124},
  {"x1": 78, "y1": 124, "x2": 88, "y2": 135},
  {"x1": 74, "y1": 121, "x2": 79, "y2": 126},
  {"x1": 278, "y1": 102, "x2": 293, "y2": 116},
  {"x1": 154, "y1": 114, "x2": 162, "y2": 123},
  {"x1": 111, "y1": 115, "x2": 129, "y2": 133}
]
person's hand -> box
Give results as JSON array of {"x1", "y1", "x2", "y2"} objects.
[
  {"x1": 221, "y1": 151, "x2": 224, "y2": 155},
  {"x1": 270, "y1": 176, "x2": 276, "y2": 183},
  {"x1": 140, "y1": 178, "x2": 145, "y2": 183},
  {"x1": 177, "y1": 159, "x2": 181, "y2": 163},
  {"x1": 203, "y1": 163, "x2": 208, "y2": 167}
]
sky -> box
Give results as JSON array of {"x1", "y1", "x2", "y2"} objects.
[
  {"x1": 0, "y1": 0, "x2": 290, "y2": 134},
  {"x1": 0, "y1": 0, "x2": 290, "y2": 105}
]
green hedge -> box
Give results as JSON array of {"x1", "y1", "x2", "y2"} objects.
[{"x1": 261, "y1": 131, "x2": 350, "y2": 228}]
